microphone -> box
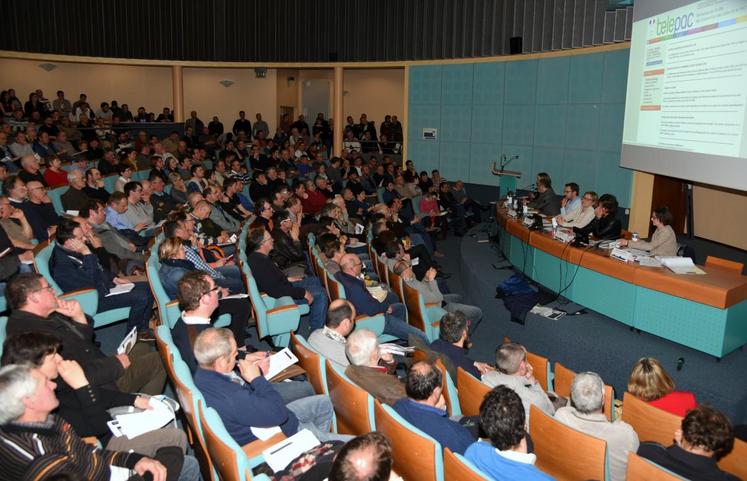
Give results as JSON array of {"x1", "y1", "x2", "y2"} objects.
[{"x1": 502, "y1": 154, "x2": 519, "y2": 170}]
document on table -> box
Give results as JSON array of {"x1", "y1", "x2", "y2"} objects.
[
  {"x1": 106, "y1": 282, "x2": 135, "y2": 297},
  {"x1": 264, "y1": 348, "x2": 299, "y2": 380},
  {"x1": 657, "y1": 256, "x2": 705, "y2": 275},
  {"x1": 263, "y1": 429, "x2": 320, "y2": 472}
]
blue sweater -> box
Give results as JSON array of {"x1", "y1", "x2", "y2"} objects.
[
  {"x1": 392, "y1": 398, "x2": 475, "y2": 455},
  {"x1": 334, "y1": 271, "x2": 392, "y2": 316},
  {"x1": 194, "y1": 368, "x2": 299, "y2": 446},
  {"x1": 465, "y1": 441, "x2": 555, "y2": 481}
]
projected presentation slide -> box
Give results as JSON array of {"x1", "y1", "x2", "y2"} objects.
[{"x1": 623, "y1": 0, "x2": 747, "y2": 158}]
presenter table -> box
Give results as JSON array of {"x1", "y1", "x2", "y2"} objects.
[{"x1": 495, "y1": 208, "x2": 747, "y2": 358}]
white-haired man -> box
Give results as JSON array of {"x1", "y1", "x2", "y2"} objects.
[
  {"x1": 344, "y1": 329, "x2": 405, "y2": 406},
  {"x1": 554, "y1": 372, "x2": 639, "y2": 481}
]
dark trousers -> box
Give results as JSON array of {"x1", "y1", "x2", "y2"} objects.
[{"x1": 98, "y1": 281, "x2": 154, "y2": 331}]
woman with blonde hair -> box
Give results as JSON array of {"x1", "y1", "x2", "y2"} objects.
[{"x1": 628, "y1": 357, "x2": 697, "y2": 417}]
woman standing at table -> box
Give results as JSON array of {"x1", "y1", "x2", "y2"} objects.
[{"x1": 619, "y1": 206, "x2": 677, "y2": 257}]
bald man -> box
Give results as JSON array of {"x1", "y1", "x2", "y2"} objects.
[
  {"x1": 334, "y1": 253, "x2": 427, "y2": 343},
  {"x1": 308, "y1": 299, "x2": 357, "y2": 368},
  {"x1": 329, "y1": 432, "x2": 398, "y2": 481}
]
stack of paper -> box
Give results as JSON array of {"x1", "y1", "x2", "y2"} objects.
[
  {"x1": 379, "y1": 343, "x2": 415, "y2": 356},
  {"x1": 108, "y1": 397, "x2": 175, "y2": 439},
  {"x1": 106, "y1": 282, "x2": 135, "y2": 297},
  {"x1": 263, "y1": 429, "x2": 320, "y2": 472},
  {"x1": 657, "y1": 256, "x2": 704, "y2": 275},
  {"x1": 264, "y1": 348, "x2": 299, "y2": 380}
]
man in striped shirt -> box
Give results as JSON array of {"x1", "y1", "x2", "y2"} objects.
[{"x1": 0, "y1": 364, "x2": 199, "y2": 481}]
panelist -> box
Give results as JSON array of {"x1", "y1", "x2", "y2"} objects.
[
  {"x1": 618, "y1": 206, "x2": 677, "y2": 257},
  {"x1": 527, "y1": 173, "x2": 560, "y2": 216},
  {"x1": 573, "y1": 194, "x2": 621, "y2": 240},
  {"x1": 558, "y1": 183, "x2": 581, "y2": 220},
  {"x1": 558, "y1": 191, "x2": 597, "y2": 229}
]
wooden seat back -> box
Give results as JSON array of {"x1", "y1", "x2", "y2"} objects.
[
  {"x1": 705, "y1": 256, "x2": 744, "y2": 274},
  {"x1": 197, "y1": 402, "x2": 244, "y2": 481},
  {"x1": 171, "y1": 366, "x2": 214, "y2": 481},
  {"x1": 402, "y1": 280, "x2": 427, "y2": 332},
  {"x1": 530, "y1": 405, "x2": 607, "y2": 481},
  {"x1": 553, "y1": 362, "x2": 614, "y2": 421},
  {"x1": 289, "y1": 332, "x2": 326, "y2": 395},
  {"x1": 719, "y1": 437, "x2": 747, "y2": 481},
  {"x1": 154, "y1": 327, "x2": 178, "y2": 386},
  {"x1": 387, "y1": 269, "x2": 405, "y2": 303},
  {"x1": 626, "y1": 452, "x2": 683, "y2": 481},
  {"x1": 326, "y1": 271, "x2": 343, "y2": 302},
  {"x1": 375, "y1": 255, "x2": 389, "y2": 285},
  {"x1": 325, "y1": 360, "x2": 373, "y2": 435},
  {"x1": 456, "y1": 367, "x2": 490, "y2": 417},
  {"x1": 444, "y1": 448, "x2": 489, "y2": 481},
  {"x1": 621, "y1": 392, "x2": 681, "y2": 445},
  {"x1": 373, "y1": 400, "x2": 441, "y2": 481}
]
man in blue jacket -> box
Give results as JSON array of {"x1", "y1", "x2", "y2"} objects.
[
  {"x1": 334, "y1": 253, "x2": 426, "y2": 343},
  {"x1": 192, "y1": 327, "x2": 350, "y2": 446},
  {"x1": 49, "y1": 217, "x2": 154, "y2": 339},
  {"x1": 393, "y1": 362, "x2": 475, "y2": 455}
]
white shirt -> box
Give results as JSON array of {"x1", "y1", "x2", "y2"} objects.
[{"x1": 181, "y1": 313, "x2": 211, "y2": 325}]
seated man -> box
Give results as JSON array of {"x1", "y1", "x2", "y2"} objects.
[
  {"x1": 5, "y1": 273, "x2": 165, "y2": 395},
  {"x1": 246, "y1": 226, "x2": 328, "y2": 330},
  {"x1": 49, "y1": 218, "x2": 155, "y2": 338},
  {"x1": 429, "y1": 311, "x2": 494, "y2": 379},
  {"x1": 191, "y1": 199, "x2": 233, "y2": 248},
  {"x1": 0, "y1": 364, "x2": 199, "y2": 481},
  {"x1": 204, "y1": 185, "x2": 241, "y2": 234},
  {"x1": 344, "y1": 329, "x2": 405, "y2": 406},
  {"x1": 308, "y1": 299, "x2": 356, "y2": 369},
  {"x1": 271, "y1": 209, "x2": 308, "y2": 277},
  {"x1": 558, "y1": 191, "x2": 597, "y2": 229},
  {"x1": 557, "y1": 182, "x2": 581, "y2": 221},
  {"x1": 328, "y1": 432, "x2": 396, "y2": 481},
  {"x1": 83, "y1": 167, "x2": 110, "y2": 203},
  {"x1": 18, "y1": 154, "x2": 47, "y2": 187},
  {"x1": 336, "y1": 253, "x2": 426, "y2": 343},
  {"x1": 481, "y1": 342, "x2": 555, "y2": 422},
  {"x1": 21, "y1": 180, "x2": 60, "y2": 242},
  {"x1": 149, "y1": 173, "x2": 179, "y2": 223},
  {"x1": 555, "y1": 372, "x2": 639, "y2": 481},
  {"x1": 1, "y1": 332, "x2": 187, "y2": 455},
  {"x1": 61, "y1": 169, "x2": 92, "y2": 212},
  {"x1": 465, "y1": 385, "x2": 554, "y2": 481},
  {"x1": 393, "y1": 260, "x2": 482, "y2": 329},
  {"x1": 81, "y1": 199, "x2": 145, "y2": 275},
  {"x1": 105, "y1": 191, "x2": 151, "y2": 247},
  {"x1": 122, "y1": 181, "x2": 156, "y2": 232},
  {"x1": 638, "y1": 405, "x2": 739, "y2": 481},
  {"x1": 573, "y1": 193, "x2": 621, "y2": 241},
  {"x1": 193, "y1": 327, "x2": 347, "y2": 445},
  {"x1": 393, "y1": 362, "x2": 475, "y2": 455},
  {"x1": 527, "y1": 172, "x2": 560, "y2": 217}
]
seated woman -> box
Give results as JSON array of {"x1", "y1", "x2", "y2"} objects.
[
  {"x1": 627, "y1": 357, "x2": 697, "y2": 417},
  {"x1": 168, "y1": 172, "x2": 188, "y2": 204},
  {"x1": 158, "y1": 236, "x2": 251, "y2": 353},
  {"x1": 619, "y1": 206, "x2": 677, "y2": 257},
  {"x1": 573, "y1": 193, "x2": 621, "y2": 240},
  {"x1": 419, "y1": 190, "x2": 446, "y2": 233},
  {"x1": 114, "y1": 164, "x2": 133, "y2": 193}
]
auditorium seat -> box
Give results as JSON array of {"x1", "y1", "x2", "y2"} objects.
[
  {"x1": 718, "y1": 436, "x2": 747, "y2": 480},
  {"x1": 621, "y1": 392, "x2": 680, "y2": 445},
  {"x1": 373, "y1": 399, "x2": 444, "y2": 481},
  {"x1": 402, "y1": 280, "x2": 443, "y2": 342},
  {"x1": 443, "y1": 448, "x2": 490, "y2": 481},
  {"x1": 325, "y1": 360, "x2": 375, "y2": 435},
  {"x1": 626, "y1": 452, "x2": 684, "y2": 481},
  {"x1": 529, "y1": 405, "x2": 608, "y2": 481},
  {"x1": 387, "y1": 269, "x2": 405, "y2": 304},
  {"x1": 411, "y1": 351, "x2": 461, "y2": 417},
  {"x1": 289, "y1": 332, "x2": 327, "y2": 395},
  {"x1": 456, "y1": 367, "x2": 490, "y2": 417}
]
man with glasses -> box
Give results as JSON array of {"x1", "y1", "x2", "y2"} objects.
[
  {"x1": 21, "y1": 180, "x2": 59, "y2": 241},
  {"x1": 5, "y1": 273, "x2": 165, "y2": 395},
  {"x1": 558, "y1": 191, "x2": 597, "y2": 229},
  {"x1": 122, "y1": 181, "x2": 155, "y2": 232},
  {"x1": 60, "y1": 169, "x2": 91, "y2": 212},
  {"x1": 148, "y1": 173, "x2": 178, "y2": 223},
  {"x1": 246, "y1": 226, "x2": 328, "y2": 330},
  {"x1": 559, "y1": 182, "x2": 581, "y2": 221}
]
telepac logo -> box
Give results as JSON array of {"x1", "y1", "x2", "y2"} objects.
[{"x1": 655, "y1": 13, "x2": 695, "y2": 35}]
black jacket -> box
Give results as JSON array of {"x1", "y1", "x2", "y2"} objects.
[
  {"x1": 637, "y1": 443, "x2": 739, "y2": 481},
  {"x1": 246, "y1": 251, "x2": 305, "y2": 299},
  {"x1": 151, "y1": 191, "x2": 179, "y2": 223},
  {"x1": 527, "y1": 188, "x2": 561, "y2": 216},
  {"x1": 271, "y1": 228, "x2": 306, "y2": 270},
  {"x1": 573, "y1": 214, "x2": 621, "y2": 240}
]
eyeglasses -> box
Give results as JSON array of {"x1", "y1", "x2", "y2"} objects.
[
  {"x1": 33, "y1": 285, "x2": 56, "y2": 294},
  {"x1": 203, "y1": 286, "x2": 220, "y2": 297},
  {"x1": 582, "y1": 196, "x2": 594, "y2": 201}
]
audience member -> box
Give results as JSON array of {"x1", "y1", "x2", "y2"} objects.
[
  {"x1": 465, "y1": 385, "x2": 554, "y2": 481},
  {"x1": 20, "y1": 180, "x2": 59, "y2": 241},
  {"x1": 18, "y1": 154, "x2": 48, "y2": 187},
  {"x1": 308, "y1": 299, "x2": 357, "y2": 368},
  {"x1": 429, "y1": 311, "x2": 494, "y2": 379},
  {"x1": 42, "y1": 155, "x2": 68, "y2": 187},
  {"x1": 393, "y1": 362, "x2": 475, "y2": 454},
  {"x1": 329, "y1": 432, "x2": 399, "y2": 481},
  {"x1": 555, "y1": 372, "x2": 639, "y2": 481},
  {"x1": 83, "y1": 168, "x2": 110, "y2": 203},
  {"x1": 638, "y1": 405, "x2": 738, "y2": 481},
  {"x1": 344, "y1": 329, "x2": 405, "y2": 406},
  {"x1": 193, "y1": 327, "x2": 348, "y2": 445},
  {"x1": 271, "y1": 209, "x2": 307, "y2": 276},
  {"x1": 482, "y1": 342, "x2": 556, "y2": 422},
  {"x1": 81, "y1": 200, "x2": 144, "y2": 274},
  {"x1": 60, "y1": 169, "x2": 90, "y2": 212},
  {"x1": 123, "y1": 181, "x2": 156, "y2": 231},
  {"x1": 627, "y1": 357, "x2": 697, "y2": 417},
  {"x1": 246, "y1": 226, "x2": 328, "y2": 329}
]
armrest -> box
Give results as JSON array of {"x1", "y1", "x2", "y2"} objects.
[
  {"x1": 166, "y1": 299, "x2": 179, "y2": 309},
  {"x1": 354, "y1": 314, "x2": 386, "y2": 336},
  {"x1": 425, "y1": 302, "x2": 441, "y2": 309},
  {"x1": 242, "y1": 432, "x2": 287, "y2": 460},
  {"x1": 266, "y1": 304, "x2": 300, "y2": 315},
  {"x1": 60, "y1": 288, "x2": 99, "y2": 317}
]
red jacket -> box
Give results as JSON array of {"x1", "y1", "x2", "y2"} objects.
[
  {"x1": 300, "y1": 190, "x2": 327, "y2": 215},
  {"x1": 649, "y1": 391, "x2": 697, "y2": 417}
]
